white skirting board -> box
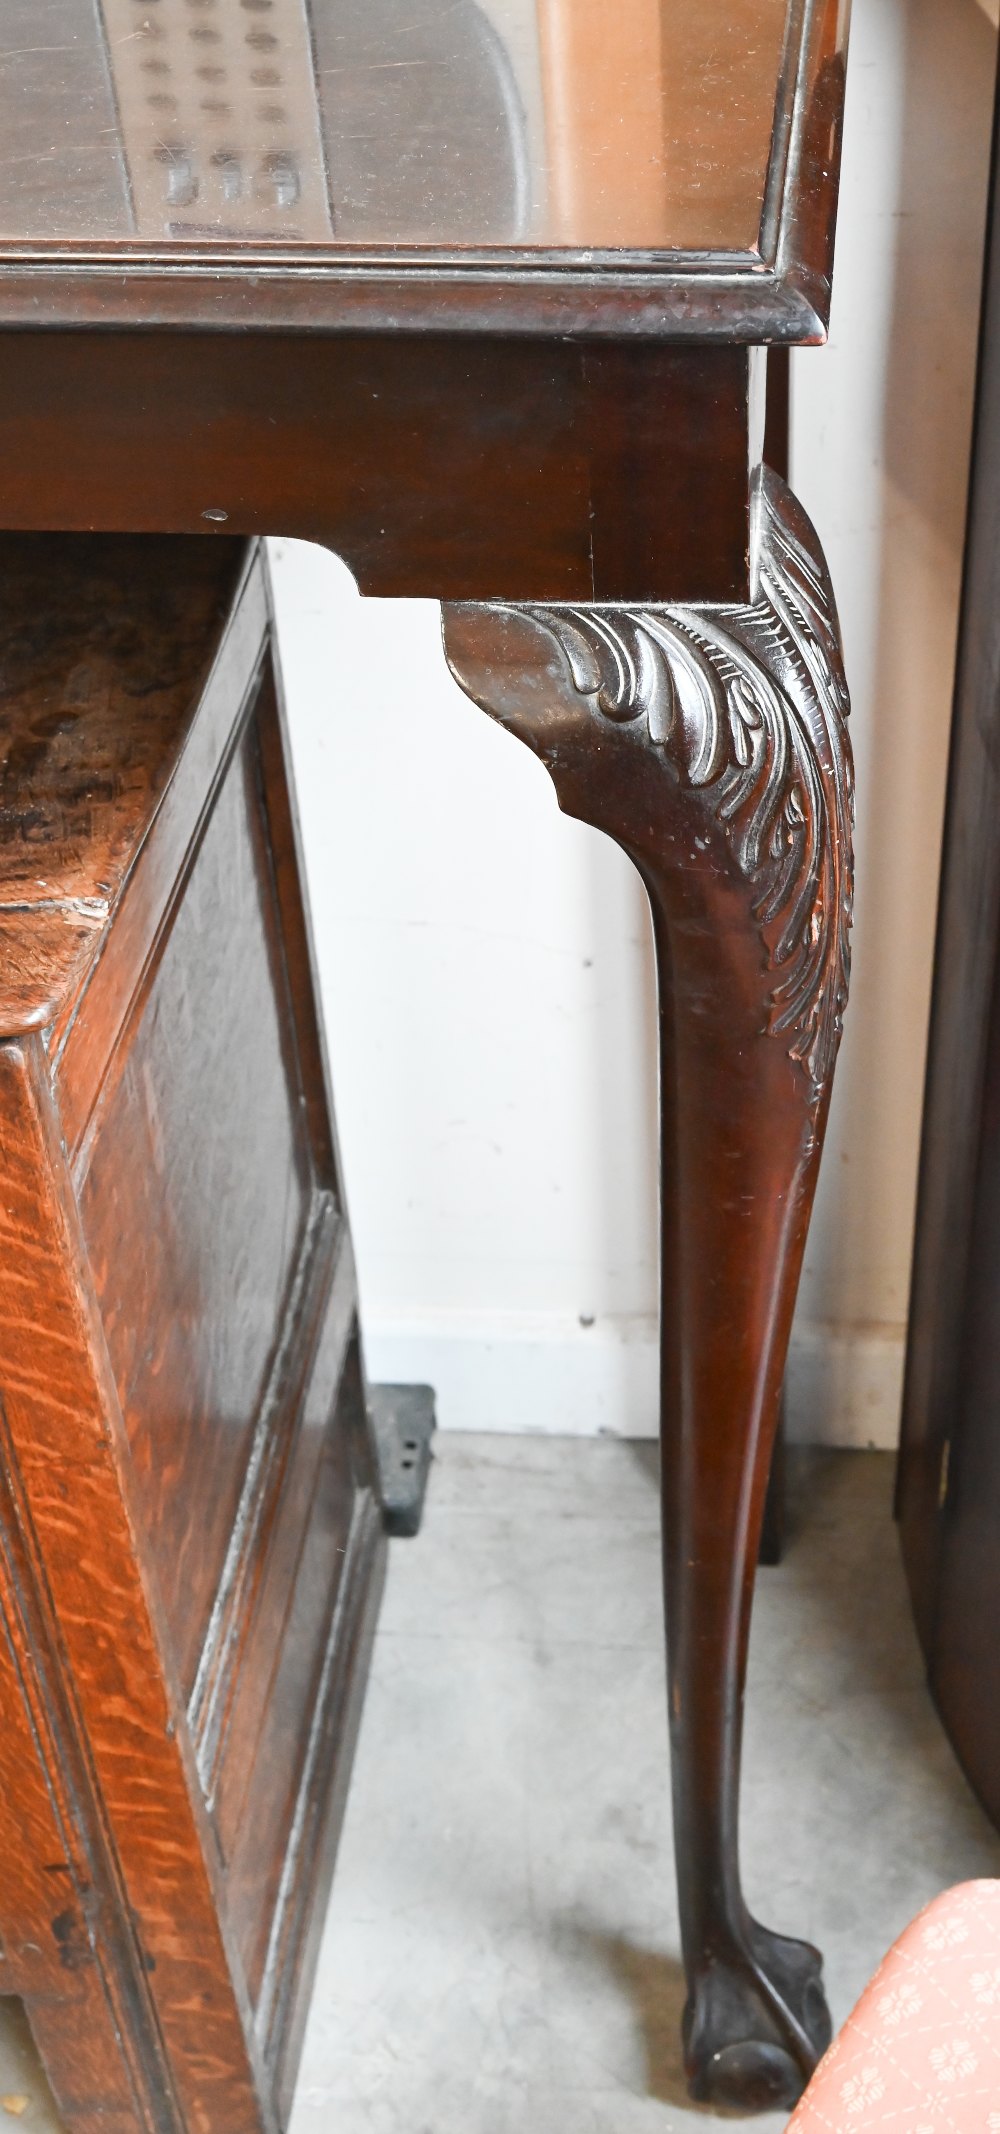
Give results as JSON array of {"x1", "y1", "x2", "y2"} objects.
[{"x1": 362, "y1": 1315, "x2": 906, "y2": 1450}]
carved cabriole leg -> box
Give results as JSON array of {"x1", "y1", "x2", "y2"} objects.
[{"x1": 442, "y1": 469, "x2": 853, "y2": 2113}]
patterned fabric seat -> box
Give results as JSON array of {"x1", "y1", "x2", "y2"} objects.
[{"x1": 789, "y1": 1882, "x2": 1000, "y2": 2131}]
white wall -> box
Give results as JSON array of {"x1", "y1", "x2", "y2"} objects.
[{"x1": 269, "y1": 0, "x2": 998, "y2": 1447}]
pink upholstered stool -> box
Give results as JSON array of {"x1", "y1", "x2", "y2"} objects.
[{"x1": 789, "y1": 1882, "x2": 1000, "y2": 2130}]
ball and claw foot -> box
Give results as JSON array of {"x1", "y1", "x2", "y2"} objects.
[{"x1": 683, "y1": 1924, "x2": 832, "y2": 2113}]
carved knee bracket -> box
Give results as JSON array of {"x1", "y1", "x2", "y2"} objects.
[
  {"x1": 443, "y1": 469, "x2": 853, "y2": 2111},
  {"x1": 444, "y1": 469, "x2": 852, "y2": 1116}
]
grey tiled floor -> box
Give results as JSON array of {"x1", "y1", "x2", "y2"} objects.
[
  {"x1": 289, "y1": 1440, "x2": 1000, "y2": 2134},
  {"x1": 1, "y1": 1439, "x2": 997, "y2": 2131}
]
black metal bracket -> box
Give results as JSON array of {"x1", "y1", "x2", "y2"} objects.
[{"x1": 368, "y1": 1383, "x2": 436, "y2": 1538}]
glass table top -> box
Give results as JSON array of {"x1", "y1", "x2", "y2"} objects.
[{"x1": 0, "y1": 0, "x2": 796, "y2": 257}]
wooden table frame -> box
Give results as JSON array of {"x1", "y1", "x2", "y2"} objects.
[{"x1": 0, "y1": 0, "x2": 852, "y2": 2116}]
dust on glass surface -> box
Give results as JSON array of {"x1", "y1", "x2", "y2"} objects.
[{"x1": 0, "y1": 0, "x2": 790, "y2": 254}]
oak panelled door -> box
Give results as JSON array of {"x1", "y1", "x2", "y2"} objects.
[{"x1": 0, "y1": 0, "x2": 854, "y2": 2122}]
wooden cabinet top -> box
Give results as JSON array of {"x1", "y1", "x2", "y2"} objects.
[
  {"x1": 0, "y1": 533, "x2": 249, "y2": 1036},
  {"x1": 0, "y1": 0, "x2": 847, "y2": 340}
]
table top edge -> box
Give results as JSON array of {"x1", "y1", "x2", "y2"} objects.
[{"x1": 0, "y1": 0, "x2": 844, "y2": 347}]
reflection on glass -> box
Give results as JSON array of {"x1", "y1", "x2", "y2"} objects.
[
  {"x1": 538, "y1": 0, "x2": 669, "y2": 247},
  {"x1": 0, "y1": 0, "x2": 790, "y2": 253},
  {"x1": 314, "y1": 0, "x2": 532, "y2": 241},
  {"x1": 103, "y1": 0, "x2": 335, "y2": 240}
]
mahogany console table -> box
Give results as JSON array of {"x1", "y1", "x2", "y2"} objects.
[{"x1": 0, "y1": 0, "x2": 852, "y2": 2123}]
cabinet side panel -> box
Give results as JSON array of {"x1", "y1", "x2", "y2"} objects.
[
  {"x1": 0, "y1": 1039, "x2": 267, "y2": 2134},
  {"x1": 77, "y1": 713, "x2": 313, "y2": 1694},
  {"x1": 0, "y1": 1394, "x2": 164, "y2": 2133}
]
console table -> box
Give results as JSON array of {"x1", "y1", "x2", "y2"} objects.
[{"x1": 0, "y1": 0, "x2": 852, "y2": 2122}]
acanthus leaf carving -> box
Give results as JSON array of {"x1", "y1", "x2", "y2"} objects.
[{"x1": 512, "y1": 471, "x2": 853, "y2": 1106}]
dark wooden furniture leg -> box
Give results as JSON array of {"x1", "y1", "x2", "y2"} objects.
[
  {"x1": 443, "y1": 468, "x2": 853, "y2": 2110},
  {"x1": 759, "y1": 1412, "x2": 787, "y2": 1567},
  {"x1": 759, "y1": 342, "x2": 792, "y2": 1571}
]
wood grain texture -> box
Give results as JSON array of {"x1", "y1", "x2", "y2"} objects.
[
  {"x1": 0, "y1": 539, "x2": 386, "y2": 2132},
  {"x1": 0, "y1": 334, "x2": 756, "y2": 607},
  {"x1": 0, "y1": 535, "x2": 248, "y2": 1036},
  {"x1": 78, "y1": 714, "x2": 313, "y2": 1693},
  {"x1": 0, "y1": 1036, "x2": 265, "y2": 2134},
  {"x1": 51, "y1": 564, "x2": 270, "y2": 1150},
  {"x1": 443, "y1": 465, "x2": 853, "y2": 2111},
  {"x1": 0, "y1": 1413, "x2": 173, "y2": 2134}
]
